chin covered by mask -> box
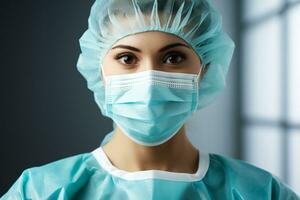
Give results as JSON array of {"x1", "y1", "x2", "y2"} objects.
[{"x1": 101, "y1": 66, "x2": 203, "y2": 146}]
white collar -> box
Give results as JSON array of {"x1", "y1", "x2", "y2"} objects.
[{"x1": 91, "y1": 146, "x2": 210, "y2": 182}]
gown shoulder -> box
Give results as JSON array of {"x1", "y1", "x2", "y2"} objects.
[
  {"x1": 0, "y1": 151, "x2": 101, "y2": 200},
  {"x1": 205, "y1": 153, "x2": 300, "y2": 199}
]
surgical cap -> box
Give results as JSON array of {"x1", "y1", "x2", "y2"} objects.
[{"x1": 76, "y1": 0, "x2": 235, "y2": 117}]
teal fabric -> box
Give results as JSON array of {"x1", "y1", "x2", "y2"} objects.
[
  {"x1": 1, "y1": 132, "x2": 299, "y2": 199},
  {"x1": 103, "y1": 70, "x2": 201, "y2": 146},
  {"x1": 76, "y1": 0, "x2": 235, "y2": 118}
]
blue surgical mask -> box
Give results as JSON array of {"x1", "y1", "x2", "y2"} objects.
[{"x1": 102, "y1": 68, "x2": 202, "y2": 146}]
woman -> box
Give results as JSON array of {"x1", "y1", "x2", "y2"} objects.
[{"x1": 1, "y1": 0, "x2": 299, "y2": 199}]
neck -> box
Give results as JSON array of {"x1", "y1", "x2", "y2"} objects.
[{"x1": 102, "y1": 124, "x2": 199, "y2": 173}]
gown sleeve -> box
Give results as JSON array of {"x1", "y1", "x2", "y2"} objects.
[{"x1": 270, "y1": 175, "x2": 300, "y2": 200}]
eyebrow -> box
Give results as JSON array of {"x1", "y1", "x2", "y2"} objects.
[{"x1": 111, "y1": 43, "x2": 191, "y2": 52}]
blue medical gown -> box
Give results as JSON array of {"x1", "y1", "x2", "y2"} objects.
[{"x1": 1, "y1": 131, "x2": 299, "y2": 200}]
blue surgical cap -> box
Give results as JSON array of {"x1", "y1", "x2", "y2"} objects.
[{"x1": 76, "y1": 0, "x2": 235, "y2": 117}]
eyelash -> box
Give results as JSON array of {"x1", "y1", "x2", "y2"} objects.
[{"x1": 114, "y1": 51, "x2": 186, "y2": 66}]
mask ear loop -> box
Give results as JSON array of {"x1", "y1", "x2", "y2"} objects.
[
  {"x1": 196, "y1": 64, "x2": 205, "y2": 85},
  {"x1": 101, "y1": 64, "x2": 107, "y2": 85},
  {"x1": 193, "y1": 64, "x2": 204, "y2": 112},
  {"x1": 101, "y1": 64, "x2": 110, "y2": 116}
]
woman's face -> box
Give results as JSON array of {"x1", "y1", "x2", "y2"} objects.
[{"x1": 101, "y1": 31, "x2": 202, "y2": 85}]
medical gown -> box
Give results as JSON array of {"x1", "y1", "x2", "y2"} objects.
[{"x1": 1, "y1": 132, "x2": 299, "y2": 200}]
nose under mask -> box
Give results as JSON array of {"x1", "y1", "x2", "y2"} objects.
[{"x1": 100, "y1": 67, "x2": 203, "y2": 146}]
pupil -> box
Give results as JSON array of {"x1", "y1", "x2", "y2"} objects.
[
  {"x1": 123, "y1": 56, "x2": 132, "y2": 64},
  {"x1": 169, "y1": 55, "x2": 181, "y2": 63}
]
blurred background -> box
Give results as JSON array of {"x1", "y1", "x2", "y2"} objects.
[
  {"x1": 187, "y1": 0, "x2": 300, "y2": 196},
  {"x1": 0, "y1": 0, "x2": 299, "y2": 196}
]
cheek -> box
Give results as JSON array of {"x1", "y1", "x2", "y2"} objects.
[
  {"x1": 101, "y1": 55, "x2": 114, "y2": 86},
  {"x1": 184, "y1": 50, "x2": 201, "y2": 74},
  {"x1": 101, "y1": 55, "x2": 118, "y2": 77},
  {"x1": 102, "y1": 54, "x2": 130, "y2": 76},
  {"x1": 186, "y1": 58, "x2": 201, "y2": 74}
]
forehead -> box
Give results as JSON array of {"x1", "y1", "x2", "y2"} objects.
[{"x1": 111, "y1": 31, "x2": 190, "y2": 49}]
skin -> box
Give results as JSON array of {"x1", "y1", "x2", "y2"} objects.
[{"x1": 101, "y1": 31, "x2": 204, "y2": 173}]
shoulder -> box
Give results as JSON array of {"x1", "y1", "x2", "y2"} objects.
[
  {"x1": 209, "y1": 153, "x2": 272, "y2": 181},
  {"x1": 1, "y1": 151, "x2": 97, "y2": 200},
  {"x1": 206, "y1": 153, "x2": 299, "y2": 199}
]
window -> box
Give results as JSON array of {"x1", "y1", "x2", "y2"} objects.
[
  {"x1": 241, "y1": 0, "x2": 300, "y2": 195},
  {"x1": 287, "y1": 5, "x2": 300, "y2": 124}
]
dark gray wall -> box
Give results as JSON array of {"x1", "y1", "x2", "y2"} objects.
[{"x1": 0, "y1": 1, "x2": 113, "y2": 195}]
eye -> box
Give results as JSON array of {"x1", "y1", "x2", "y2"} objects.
[
  {"x1": 115, "y1": 53, "x2": 138, "y2": 65},
  {"x1": 163, "y1": 52, "x2": 186, "y2": 65}
]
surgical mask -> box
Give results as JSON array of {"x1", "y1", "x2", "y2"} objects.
[{"x1": 101, "y1": 67, "x2": 202, "y2": 146}]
